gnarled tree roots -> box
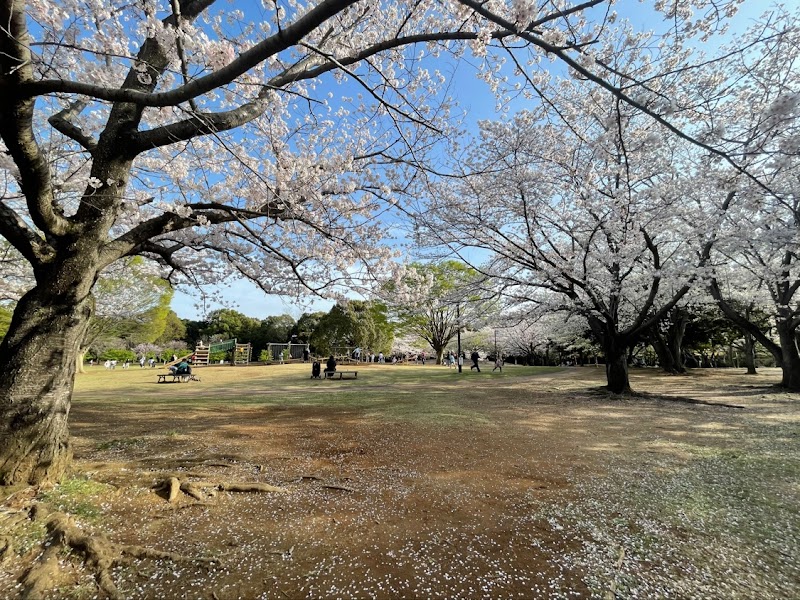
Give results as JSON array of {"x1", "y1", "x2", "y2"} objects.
[
  {"x1": 21, "y1": 512, "x2": 219, "y2": 600},
  {"x1": 156, "y1": 476, "x2": 289, "y2": 503}
]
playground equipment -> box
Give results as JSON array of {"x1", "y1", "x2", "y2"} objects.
[
  {"x1": 331, "y1": 346, "x2": 360, "y2": 363},
  {"x1": 192, "y1": 339, "x2": 251, "y2": 366},
  {"x1": 234, "y1": 342, "x2": 252, "y2": 365},
  {"x1": 263, "y1": 342, "x2": 308, "y2": 362}
]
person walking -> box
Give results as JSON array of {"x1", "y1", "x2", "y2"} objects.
[
  {"x1": 493, "y1": 355, "x2": 503, "y2": 372},
  {"x1": 470, "y1": 350, "x2": 481, "y2": 372}
]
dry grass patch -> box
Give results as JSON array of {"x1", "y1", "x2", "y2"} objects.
[{"x1": 1, "y1": 365, "x2": 797, "y2": 599}]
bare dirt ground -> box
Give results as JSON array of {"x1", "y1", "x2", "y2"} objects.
[{"x1": 1, "y1": 365, "x2": 798, "y2": 599}]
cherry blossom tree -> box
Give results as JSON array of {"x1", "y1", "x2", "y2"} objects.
[
  {"x1": 415, "y1": 6, "x2": 798, "y2": 393},
  {"x1": 420, "y1": 78, "x2": 714, "y2": 392},
  {"x1": 80, "y1": 258, "x2": 171, "y2": 371},
  {"x1": 502, "y1": 311, "x2": 596, "y2": 365},
  {"x1": 0, "y1": 0, "x2": 745, "y2": 484},
  {"x1": 698, "y1": 14, "x2": 800, "y2": 389},
  {"x1": 383, "y1": 260, "x2": 489, "y2": 364}
]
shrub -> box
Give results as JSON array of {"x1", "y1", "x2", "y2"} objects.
[
  {"x1": 209, "y1": 350, "x2": 229, "y2": 362},
  {"x1": 99, "y1": 348, "x2": 136, "y2": 362}
]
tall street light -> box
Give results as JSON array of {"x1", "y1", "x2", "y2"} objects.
[{"x1": 457, "y1": 303, "x2": 462, "y2": 374}]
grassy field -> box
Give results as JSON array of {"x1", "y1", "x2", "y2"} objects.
[{"x1": 1, "y1": 363, "x2": 798, "y2": 599}]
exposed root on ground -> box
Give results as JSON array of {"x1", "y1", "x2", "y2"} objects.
[
  {"x1": 638, "y1": 391, "x2": 745, "y2": 409},
  {"x1": 587, "y1": 387, "x2": 745, "y2": 409},
  {"x1": 20, "y1": 512, "x2": 218, "y2": 600},
  {"x1": 155, "y1": 477, "x2": 288, "y2": 502}
]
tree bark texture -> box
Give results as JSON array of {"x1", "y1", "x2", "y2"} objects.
[
  {"x1": 743, "y1": 332, "x2": 757, "y2": 375},
  {"x1": 0, "y1": 277, "x2": 94, "y2": 485},
  {"x1": 777, "y1": 319, "x2": 800, "y2": 391},
  {"x1": 650, "y1": 312, "x2": 688, "y2": 374},
  {"x1": 588, "y1": 316, "x2": 632, "y2": 394},
  {"x1": 604, "y1": 339, "x2": 631, "y2": 394}
]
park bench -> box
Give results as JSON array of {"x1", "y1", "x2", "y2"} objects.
[
  {"x1": 157, "y1": 373, "x2": 200, "y2": 383},
  {"x1": 325, "y1": 370, "x2": 358, "y2": 380}
]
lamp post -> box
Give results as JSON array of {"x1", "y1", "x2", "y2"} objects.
[{"x1": 457, "y1": 303, "x2": 462, "y2": 374}]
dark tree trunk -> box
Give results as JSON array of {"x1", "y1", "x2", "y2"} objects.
[
  {"x1": 603, "y1": 337, "x2": 631, "y2": 394},
  {"x1": 587, "y1": 316, "x2": 631, "y2": 394},
  {"x1": 651, "y1": 333, "x2": 678, "y2": 373},
  {"x1": 777, "y1": 320, "x2": 800, "y2": 391},
  {"x1": 649, "y1": 312, "x2": 688, "y2": 374},
  {"x1": 743, "y1": 333, "x2": 757, "y2": 374},
  {"x1": 0, "y1": 275, "x2": 94, "y2": 485},
  {"x1": 710, "y1": 280, "x2": 782, "y2": 368}
]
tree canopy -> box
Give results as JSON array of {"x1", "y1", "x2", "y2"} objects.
[{"x1": 311, "y1": 300, "x2": 393, "y2": 356}]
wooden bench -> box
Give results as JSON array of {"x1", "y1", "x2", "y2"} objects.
[
  {"x1": 157, "y1": 373, "x2": 200, "y2": 383},
  {"x1": 324, "y1": 370, "x2": 358, "y2": 380}
]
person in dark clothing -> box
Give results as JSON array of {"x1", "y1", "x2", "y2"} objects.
[
  {"x1": 470, "y1": 351, "x2": 481, "y2": 372},
  {"x1": 325, "y1": 355, "x2": 337, "y2": 373},
  {"x1": 302, "y1": 347, "x2": 310, "y2": 362},
  {"x1": 171, "y1": 360, "x2": 190, "y2": 375}
]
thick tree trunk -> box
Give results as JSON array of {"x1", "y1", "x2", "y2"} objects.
[
  {"x1": 710, "y1": 281, "x2": 782, "y2": 368},
  {"x1": 603, "y1": 338, "x2": 631, "y2": 394},
  {"x1": 588, "y1": 315, "x2": 631, "y2": 394},
  {"x1": 650, "y1": 312, "x2": 687, "y2": 375},
  {"x1": 434, "y1": 347, "x2": 444, "y2": 365},
  {"x1": 0, "y1": 284, "x2": 93, "y2": 485},
  {"x1": 651, "y1": 333, "x2": 678, "y2": 373},
  {"x1": 777, "y1": 321, "x2": 800, "y2": 391}
]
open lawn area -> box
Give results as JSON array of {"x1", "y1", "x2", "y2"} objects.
[{"x1": 1, "y1": 363, "x2": 798, "y2": 599}]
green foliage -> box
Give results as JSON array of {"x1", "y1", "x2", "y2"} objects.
[
  {"x1": 183, "y1": 318, "x2": 205, "y2": 346},
  {"x1": 295, "y1": 311, "x2": 325, "y2": 352},
  {"x1": 84, "y1": 263, "x2": 178, "y2": 359},
  {"x1": 99, "y1": 348, "x2": 136, "y2": 362},
  {"x1": 0, "y1": 303, "x2": 12, "y2": 341},
  {"x1": 250, "y1": 313, "x2": 296, "y2": 357},
  {"x1": 311, "y1": 300, "x2": 394, "y2": 355},
  {"x1": 259, "y1": 314, "x2": 295, "y2": 342},
  {"x1": 389, "y1": 260, "x2": 488, "y2": 359},
  {"x1": 680, "y1": 304, "x2": 773, "y2": 367},
  {"x1": 155, "y1": 310, "x2": 187, "y2": 344},
  {"x1": 205, "y1": 308, "x2": 260, "y2": 341},
  {"x1": 130, "y1": 283, "x2": 174, "y2": 344},
  {"x1": 209, "y1": 350, "x2": 229, "y2": 362},
  {"x1": 6, "y1": 514, "x2": 46, "y2": 557},
  {"x1": 258, "y1": 349, "x2": 272, "y2": 363}
]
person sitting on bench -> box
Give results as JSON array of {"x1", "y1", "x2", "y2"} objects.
[
  {"x1": 324, "y1": 355, "x2": 337, "y2": 376},
  {"x1": 170, "y1": 360, "x2": 191, "y2": 377}
]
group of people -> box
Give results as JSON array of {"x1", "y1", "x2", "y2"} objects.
[
  {"x1": 442, "y1": 350, "x2": 503, "y2": 372},
  {"x1": 352, "y1": 348, "x2": 388, "y2": 363},
  {"x1": 138, "y1": 356, "x2": 157, "y2": 368},
  {"x1": 330, "y1": 348, "x2": 502, "y2": 372}
]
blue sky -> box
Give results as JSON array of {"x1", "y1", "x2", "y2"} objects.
[{"x1": 171, "y1": 0, "x2": 795, "y2": 321}]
